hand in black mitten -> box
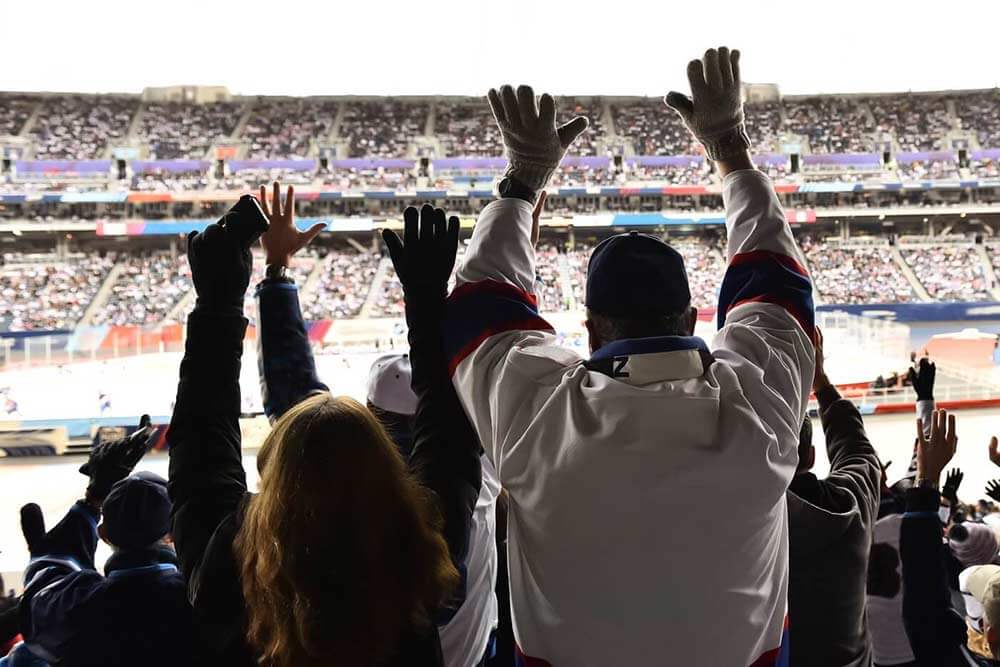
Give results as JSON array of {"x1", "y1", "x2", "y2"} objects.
[
  {"x1": 79, "y1": 420, "x2": 157, "y2": 504},
  {"x1": 986, "y1": 479, "x2": 1000, "y2": 503},
  {"x1": 382, "y1": 204, "x2": 460, "y2": 300},
  {"x1": 187, "y1": 194, "x2": 269, "y2": 311},
  {"x1": 907, "y1": 357, "x2": 936, "y2": 402},
  {"x1": 20, "y1": 503, "x2": 48, "y2": 557},
  {"x1": 942, "y1": 468, "x2": 964, "y2": 505}
]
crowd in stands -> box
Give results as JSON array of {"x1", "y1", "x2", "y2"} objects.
[
  {"x1": 783, "y1": 97, "x2": 873, "y2": 153},
  {"x1": 91, "y1": 254, "x2": 191, "y2": 326},
  {"x1": 434, "y1": 100, "x2": 505, "y2": 156},
  {"x1": 0, "y1": 96, "x2": 35, "y2": 137},
  {"x1": 897, "y1": 159, "x2": 961, "y2": 180},
  {"x1": 243, "y1": 99, "x2": 337, "y2": 160},
  {"x1": 8, "y1": 49, "x2": 1000, "y2": 667},
  {"x1": 957, "y1": 92, "x2": 1000, "y2": 149},
  {"x1": 802, "y1": 238, "x2": 917, "y2": 304},
  {"x1": 870, "y1": 95, "x2": 954, "y2": 152},
  {"x1": 29, "y1": 96, "x2": 136, "y2": 160},
  {"x1": 339, "y1": 100, "x2": 428, "y2": 157},
  {"x1": 301, "y1": 248, "x2": 379, "y2": 320},
  {"x1": 132, "y1": 170, "x2": 209, "y2": 192},
  {"x1": 902, "y1": 245, "x2": 993, "y2": 301},
  {"x1": 137, "y1": 101, "x2": 242, "y2": 160},
  {"x1": 612, "y1": 99, "x2": 698, "y2": 155},
  {"x1": 3, "y1": 234, "x2": 1000, "y2": 331},
  {"x1": 0, "y1": 255, "x2": 115, "y2": 331}
]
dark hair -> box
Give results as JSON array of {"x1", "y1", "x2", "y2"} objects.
[
  {"x1": 949, "y1": 523, "x2": 970, "y2": 542},
  {"x1": 586, "y1": 307, "x2": 691, "y2": 344},
  {"x1": 867, "y1": 543, "x2": 901, "y2": 598}
]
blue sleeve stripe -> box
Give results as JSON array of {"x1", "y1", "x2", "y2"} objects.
[
  {"x1": 445, "y1": 280, "x2": 553, "y2": 375},
  {"x1": 717, "y1": 250, "x2": 814, "y2": 337}
]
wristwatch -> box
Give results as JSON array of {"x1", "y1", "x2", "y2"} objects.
[
  {"x1": 497, "y1": 176, "x2": 538, "y2": 204},
  {"x1": 264, "y1": 264, "x2": 293, "y2": 284},
  {"x1": 915, "y1": 478, "x2": 940, "y2": 490}
]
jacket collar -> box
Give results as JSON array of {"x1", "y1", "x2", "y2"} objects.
[
  {"x1": 586, "y1": 336, "x2": 711, "y2": 385},
  {"x1": 104, "y1": 545, "x2": 179, "y2": 577}
]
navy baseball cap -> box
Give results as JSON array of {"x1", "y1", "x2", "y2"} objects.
[
  {"x1": 102, "y1": 471, "x2": 171, "y2": 550},
  {"x1": 585, "y1": 231, "x2": 691, "y2": 317}
]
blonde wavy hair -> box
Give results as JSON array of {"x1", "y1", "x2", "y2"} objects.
[{"x1": 234, "y1": 393, "x2": 459, "y2": 666}]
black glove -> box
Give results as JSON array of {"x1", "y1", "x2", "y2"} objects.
[
  {"x1": 187, "y1": 194, "x2": 269, "y2": 311},
  {"x1": 942, "y1": 468, "x2": 963, "y2": 506},
  {"x1": 907, "y1": 357, "x2": 936, "y2": 401},
  {"x1": 382, "y1": 204, "x2": 460, "y2": 301},
  {"x1": 986, "y1": 479, "x2": 1000, "y2": 503},
  {"x1": 79, "y1": 420, "x2": 157, "y2": 504}
]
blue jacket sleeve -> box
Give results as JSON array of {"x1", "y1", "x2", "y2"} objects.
[
  {"x1": 900, "y1": 487, "x2": 969, "y2": 665},
  {"x1": 19, "y1": 501, "x2": 102, "y2": 663},
  {"x1": 255, "y1": 280, "x2": 329, "y2": 421}
]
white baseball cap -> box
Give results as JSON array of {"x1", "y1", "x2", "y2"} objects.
[
  {"x1": 366, "y1": 354, "x2": 418, "y2": 416},
  {"x1": 961, "y1": 564, "x2": 1000, "y2": 633}
]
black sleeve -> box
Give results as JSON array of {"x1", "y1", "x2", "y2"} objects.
[
  {"x1": 404, "y1": 291, "x2": 483, "y2": 615},
  {"x1": 255, "y1": 280, "x2": 329, "y2": 421},
  {"x1": 900, "y1": 486, "x2": 969, "y2": 666},
  {"x1": 814, "y1": 385, "x2": 882, "y2": 523},
  {"x1": 167, "y1": 307, "x2": 250, "y2": 584}
]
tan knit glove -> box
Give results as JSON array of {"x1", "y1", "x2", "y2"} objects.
[
  {"x1": 665, "y1": 47, "x2": 751, "y2": 161},
  {"x1": 487, "y1": 85, "x2": 589, "y2": 191}
]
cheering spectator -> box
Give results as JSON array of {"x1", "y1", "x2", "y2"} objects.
[
  {"x1": 786, "y1": 327, "x2": 881, "y2": 665},
  {"x1": 435, "y1": 49, "x2": 813, "y2": 664},
  {"x1": 898, "y1": 409, "x2": 978, "y2": 665},
  {"x1": 14, "y1": 424, "x2": 192, "y2": 667},
  {"x1": 168, "y1": 186, "x2": 462, "y2": 666}
]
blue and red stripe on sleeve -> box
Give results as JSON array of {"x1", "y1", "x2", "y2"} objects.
[
  {"x1": 444, "y1": 280, "x2": 554, "y2": 376},
  {"x1": 717, "y1": 250, "x2": 814, "y2": 338}
]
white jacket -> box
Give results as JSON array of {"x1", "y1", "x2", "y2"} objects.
[{"x1": 445, "y1": 169, "x2": 815, "y2": 666}]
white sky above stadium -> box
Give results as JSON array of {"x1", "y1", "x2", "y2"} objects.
[{"x1": 4, "y1": 0, "x2": 999, "y2": 97}]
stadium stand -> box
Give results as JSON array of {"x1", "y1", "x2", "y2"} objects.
[
  {"x1": 0, "y1": 95, "x2": 36, "y2": 136},
  {"x1": 137, "y1": 101, "x2": 243, "y2": 160},
  {"x1": 28, "y1": 96, "x2": 137, "y2": 160},
  {"x1": 0, "y1": 254, "x2": 115, "y2": 331},
  {"x1": 801, "y1": 237, "x2": 917, "y2": 304},
  {"x1": 301, "y1": 248, "x2": 379, "y2": 320},
  {"x1": 91, "y1": 254, "x2": 190, "y2": 326},
  {"x1": 902, "y1": 244, "x2": 992, "y2": 301},
  {"x1": 434, "y1": 100, "x2": 505, "y2": 157},
  {"x1": 338, "y1": 100, "x2": 428, "y2": 158},
  {"x1": 612, "y1": 99, "x2": 698, "y2": 155},
  {"x1": 243, "y1": 99, "x2": 338, "y2": 160}
]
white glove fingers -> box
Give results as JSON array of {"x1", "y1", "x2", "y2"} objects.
[
  {"x1": 703, "y1": 49, "x2": 722, "y2": 90},
  {"x1": 730, "y1": 49, "x2": 741, "y2": 85},
  {"x1": 499, "y1": 85, "x2": 521, "y2": 130},
  {"x1": 487, "y1": 88, "x2": 507, "y2": 127},
  {"x1": 538, "y1": 93, "x2": 556, "y2": 129},
  {"x1": 717, "y1": 46, "x2": 733, "y2": 87},
  {"x1": 516, "y1": 85, "x2": 538, "y2": 128},
  {"x1": 686, "y1": 60, "x2": 709, "y2": 98}
]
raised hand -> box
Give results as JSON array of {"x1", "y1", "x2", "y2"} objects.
[
  {"x1": 907, "y1": 357, "x2": 936, "y2": 402},
  {"x1": 916, "y1": 409, "x2": 958, "y2": 485},
  {"x1": 80, "y1": 419, "x2": 158, "y2": 504},
  {"x1": 665, "y1": 46, "x2": 751, "y2": 162},
  {"x1": 187, "y1": 193, "x2": 269, "y2": 310},
  {"x1": 382, "y1": 204, "x2": 460, "y2": 299},
  {"x1": 487, "y1": 85, "x2": 588, "y2": 191},
  {"x1": 989, "y1": 436, "x2": 1000, "y2": 467},
  {"x1": 812, "y1": 327, "x2": 831, "y2": 392},
  {"x1": 986, "y1": 479, "x2": 1000, "y2": 503},
  {"x1": 259, "y1": 182, "x2": 325, "y2": 267},
  {"x1": 942, "y1": 468, "x2": 964, "y2": 505}
]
